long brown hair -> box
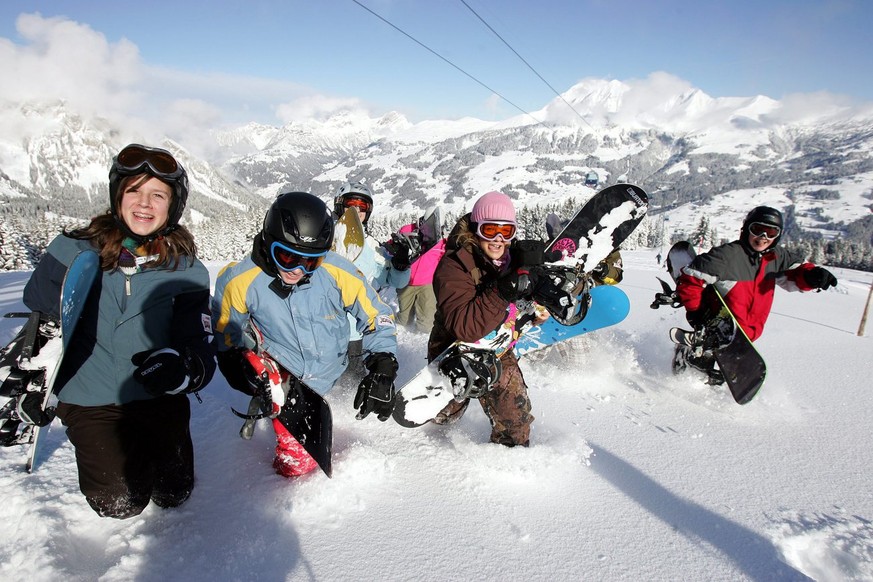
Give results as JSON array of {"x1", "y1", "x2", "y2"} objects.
[{"x1": 66, "y1": 174, "x2": 198, "y2": 271}]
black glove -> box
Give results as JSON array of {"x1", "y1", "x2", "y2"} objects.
[
  {"x1": 16, "y1": 392, "x2": 55, "y2": 427},
  {"x1": 494, "y1": 268, "x2": 538, "y2": 302},
  {"x1": 390, "y1": 241, "x2": 411, "y2": 271},
  {"x1": 132, "y1": 347, "x2": 205, "y2": 396},
  {"x1": 805, "y1": 266, "x2": 837, "y2": 290},
  {"x1": 511, "y1": 239, "x2": 562, "y2": 268},
  {"x1": 217, "y1": 347, "x2": 265, "y2": 396},
  {"x1": 355, "y1": 352, "x2": 398, "y2": 421},
  {"x1": 686, "y1": 309, "x2": 709, "y2": 329}
]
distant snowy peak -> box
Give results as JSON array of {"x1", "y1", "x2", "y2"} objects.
[{"x1": 543, "y1": 76, "x2": 873, "y2": 133}]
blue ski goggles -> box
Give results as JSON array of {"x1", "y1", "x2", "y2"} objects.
[{"x1": 270, "y1": 241, "x2": 327, "y2": 274}]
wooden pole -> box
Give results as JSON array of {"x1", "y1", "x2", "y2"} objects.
[{"x1": 859, "y1": 278, "x2": 873, "y2": 337}]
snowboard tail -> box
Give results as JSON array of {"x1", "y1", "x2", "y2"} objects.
[{"x1": 234, "y1": 321, "x2": 333, "y2": 477}]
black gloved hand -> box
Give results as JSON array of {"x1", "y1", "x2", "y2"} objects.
[
  {"x1": 217, "y1": 347, "x2": 265, "y2": 396},
  {"x1": 686, "y1": 309, "x2": 709, "y2": 329},
  {"x1": 805, "y1": 266, "x2": 838, "y2": 290},
  {"x1": 390, "y1": 241, "x2": 411, "y2": 271},
  {"x1": 16, "y1": 392, "x2": 55, "y2": 427},
  {"x1": 511, "y1": 239, "x2": 562, "y2": 268},
  {"x1": 495, "y1": 268, "x2": 538, "y2": 302},
  {"x1": 132, "y1": 347, "x2": 205, "y2": 396},
  {"x1": 355, "y1": 352, "x2": 398, "y2": 421}
]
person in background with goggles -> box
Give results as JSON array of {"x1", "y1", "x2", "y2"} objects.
[
  {"x1": 211, "y1": 192, "x2": 399, "y2": 478},
  {"x1": 333, "y1": 181, "x2": 411, "y2": 376},
  {"x1": 677, "y1": 205, "x2": 838, "y2": 343},
  {"x1": 426, "y1": 191, "x2": 551, "y2": 447},
  {"x1": 21, "y1": 144, "x2": 216, "y2": 519}
]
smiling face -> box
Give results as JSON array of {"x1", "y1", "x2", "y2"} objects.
[
  {"x1": 746, "y1": 230, "x2": 775, "y2": 253},
  {"x1": 476, "y1": 235, "x2": 508, "y2": 261},
  {"x1": 119, "y1": 175, "x2": 171, "y2": 237}
]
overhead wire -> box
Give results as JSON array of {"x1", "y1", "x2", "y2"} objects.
[
  {"x1": 458, "y1": 0, "x2": 595, "y2": 131},
  {"x1": 351, "y1": 0, "x2": 550, "y2": 129}
]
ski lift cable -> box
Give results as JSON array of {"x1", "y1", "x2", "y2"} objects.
[
  {"x1": 458, "y1": 0, "x2": 595, "y2": 132},
  {"x1": 351, "y1": 0, "x2": 550, "y2": 130}
]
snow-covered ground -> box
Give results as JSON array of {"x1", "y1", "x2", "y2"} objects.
[{"x1": 1, "y1": 249, "x2": 871, "y2": 581}]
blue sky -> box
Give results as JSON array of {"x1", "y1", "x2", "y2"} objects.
[{"x1": 1, "y1": 0, "x2": 871, "y2": 128}]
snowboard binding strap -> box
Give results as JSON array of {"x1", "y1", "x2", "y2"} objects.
[{"x1": 438, "y1": 346, "x2": 502, "y2": 400}]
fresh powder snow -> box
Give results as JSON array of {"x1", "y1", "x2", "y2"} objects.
[{"x1": 0, "y1": 250, "x2": 871, "y2": 581}]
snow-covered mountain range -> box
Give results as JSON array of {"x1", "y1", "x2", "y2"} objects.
[{"x1": 2, "y1": 77, "x2": 872, "y2": 268}]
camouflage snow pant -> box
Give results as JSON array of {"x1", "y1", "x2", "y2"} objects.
[{"x1": 435, "y1": 352, "x2": 533, "y2": 447}]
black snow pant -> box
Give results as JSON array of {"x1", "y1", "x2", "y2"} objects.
[{"x1": 56, "y1": 394, "x2": 194, "y2": 519}]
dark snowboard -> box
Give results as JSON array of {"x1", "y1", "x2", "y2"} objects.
[{"x1": 662, "y1": 241, "x2": 767, "y2": 404}]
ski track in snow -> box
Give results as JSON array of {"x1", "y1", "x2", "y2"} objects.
[{"x1": 1, "y1": 250, "x2": 872, "y2": 581}]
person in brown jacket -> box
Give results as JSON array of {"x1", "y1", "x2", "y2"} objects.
[{"x1": 427, "y1": 191, "x2": 549, "y2": 447}]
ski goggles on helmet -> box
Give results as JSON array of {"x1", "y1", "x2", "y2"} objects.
[
  {"x1": 476, "y1": 221, "x2": 517, "y2": 241},
  {"x1": 748, "y1": 222, "x2": 781, "y2": 240},
  {"x1": 115, "y1": 144, "x2": 184, "y2": 181},
  {"x1": 270, "y1": 241, "x2": 328, "y2": 274},
  {"x1": 341, "y1": 196, "x2": 372, "y2": 213}
]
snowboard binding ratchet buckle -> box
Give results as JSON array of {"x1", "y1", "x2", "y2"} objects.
[{"x1": 438, "y1": 346, "x2": 502, "y2": 400}]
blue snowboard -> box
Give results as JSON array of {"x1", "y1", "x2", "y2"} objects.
[
  {"x1": 0, "y1": 250, "x2": 100, "y2": 473},
  {"x1": 513, "y1": 285, "x2": 631, "y2": 357},
  {"x1": 28, "y1": 249, "x2": 100, "y2": 472}
]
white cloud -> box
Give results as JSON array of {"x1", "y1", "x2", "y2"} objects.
[{"x1": 274, "y1": 95, "x2": 370, "y2": 124}]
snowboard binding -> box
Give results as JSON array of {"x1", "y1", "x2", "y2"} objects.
[
  {"x1": 531, "y1": 265, "x2": 591, "y2": 326},
  {"x1": 438, "y1": 346, "x2": 502, "y2": 400}
]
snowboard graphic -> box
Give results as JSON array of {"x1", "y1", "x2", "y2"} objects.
[
  {"x1": 331, "y1": 206, "x2": 366, "y2": 262},
  {"x1": 658, "y1": 241, "x2": 767, "y2": 404},
  {"x1": 535, "y1": 184, "x2": 647, "y2": 325},
  {"x1": 392, "y1": 184, "x2": 648, "y2": 428},
  {"x1": 545, "y1": 183, "x2": 648, "y2": 273},
  {"x1": 0, "y1": 250, "x2": 100, "y2": 472},
  {"x1": 231, "y1": 320, "x2": 333, "y2": 477}
]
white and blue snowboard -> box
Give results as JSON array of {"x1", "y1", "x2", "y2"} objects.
[{"x1": 0, "y1": 250, "x2": 100, "y2": 472}]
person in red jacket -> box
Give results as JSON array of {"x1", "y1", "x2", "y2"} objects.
[{"x1": 675, "y1": 206, "x2": 837, "y2": 375}]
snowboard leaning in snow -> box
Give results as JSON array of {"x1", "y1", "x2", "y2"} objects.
[
  {"x1": 231, "y1": 320, "x2": 333, "y2": 477},
  {"x1": 0, "y1": 250, "x2": 100, "y2": 472},
  {"x1": 392, "y1": 184, "x2": 648, "y2": 428},
  {"x1": 655, "y1": 241, "x2": 767, "y2": 404}
]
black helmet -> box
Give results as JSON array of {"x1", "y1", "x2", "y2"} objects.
[
  {"x1": 742, "y1": 206, "x2": 784, "y2": 246},
  {"x1": 334, "y1": 181, "x2": 374, "y2": 224},
  {"x1": 109, "y1": 144, "x2": 189, "y2": 241},
  {"x1": 262, "y1": 192, "x2": 334, "y2": 254}
]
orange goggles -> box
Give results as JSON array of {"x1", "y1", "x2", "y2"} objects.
[
  {"x1": 476, "y1": 221, "x2": 517, "y2": 241},
  {"x1": 343, "y1": 197, "x2": 372, "y2": 212}
]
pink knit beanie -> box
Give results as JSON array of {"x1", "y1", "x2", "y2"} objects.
[{"x1": 470, "y1": 191, "x2": 516, "y2": 224}]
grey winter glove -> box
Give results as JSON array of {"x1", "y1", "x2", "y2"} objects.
[
  {"x1": 355, "y1": 352, "x2": 398, "y2": 421},
  {"x1": 805, "y1": 267, "x2": 837, "y2": 290},
  {"x1": 132, "y1": 347, "x2": 205, "y2": 396}
]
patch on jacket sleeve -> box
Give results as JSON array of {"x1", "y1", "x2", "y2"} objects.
[
  {"x1": 202, "y1": 313, "x2": 213, "y2": 333},
  {"x1": 377, "y1": 314, "x2": 396, "y2": 328}
]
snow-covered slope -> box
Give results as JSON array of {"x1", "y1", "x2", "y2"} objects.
[{"x1": 1, "y1": 251, "x2": 871, "y2": 581}]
